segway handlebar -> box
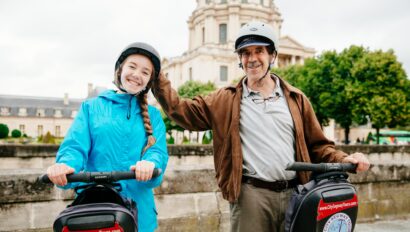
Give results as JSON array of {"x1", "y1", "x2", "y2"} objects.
[
  {"x1": 286, "y1": 162, "x2": 356, "y2": 173},
  {"x1": 39, "y1": 168, "x2": 162, "y2": 184}
]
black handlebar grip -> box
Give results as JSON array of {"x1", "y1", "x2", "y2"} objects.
[
  {"x1": 38, "y1": 168, "x2": 163, "y2": 184},
  {"x1": 152, "y1": 168, "x2": 162, "y2": 178},
  {"x1": 38, "y1": 172, "x2": 91, "y2": 184},
  {"x1": 66, "y1": 172, "x2": 91, "y2": 182},
  {"x1": 113, "y1": 168, "x2": 162, "y2": 180},
  {"x1": 39, "y1": 174, "x2": 52, "y2": 184},
  {"x1": 286, "y1": 162, "x2": 357, "y2": 173}
]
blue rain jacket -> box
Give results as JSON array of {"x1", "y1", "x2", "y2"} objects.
[{"x1": 56, "y1": 90, "x2": 168, "y2": 232}]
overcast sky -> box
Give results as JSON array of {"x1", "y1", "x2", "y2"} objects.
[{"x1": 0, "y1": 0, "x2": 409, "y2": 99}]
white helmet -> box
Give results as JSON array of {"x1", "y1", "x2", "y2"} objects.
[{"x1": 235, "y1": 21, "x2": 278, "y2": 53}]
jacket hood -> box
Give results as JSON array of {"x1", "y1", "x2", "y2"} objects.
[{"x1": 98, "y1": 90, "x2": 135, "y2": 103}]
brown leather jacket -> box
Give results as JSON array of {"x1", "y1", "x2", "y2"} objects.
[{"x1": 152, "y1": 74, "x2": 347, "y2": 203}]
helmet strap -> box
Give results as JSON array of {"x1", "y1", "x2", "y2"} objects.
[
  {"x1": 255, "y1": 54, "x2": 276, "y2": 86},
  {"x1": 115, "y1": 75, "x2": 148, "y2": 96}
]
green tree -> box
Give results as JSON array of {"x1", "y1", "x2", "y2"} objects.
[
  {"x1": 11, "y1": 129, "x2": 22, "y2": 138},
  {"x1": 324, "y1": 46, "x2": 368, "y2": 144},
  {"x1": 351, "y1": 49, "x2": 410, "y2": 144},
  {"x1": 0, "y1": 123, "x2": 9, "y2": 139},
  {"x1": 275, "y1": 57, "x2": 334, "y2": 127},
  {"x1": 275, "y1": 45, "x2": 409, "y2": 144},
  {"x1": 177, "y1": 80, "x2": 216, "y2": 98}
]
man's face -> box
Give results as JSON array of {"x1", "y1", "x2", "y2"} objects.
[{"x1": 239, "y1": 45, "x2": 274, "y2": 81}]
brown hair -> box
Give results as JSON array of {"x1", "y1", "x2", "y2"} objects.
[
  {"x1": 138, "y1": 92, "x2": 156, "y2": 155},
  {"x1": 114, "y1": 60, "x2": 157, "y2": 157}
]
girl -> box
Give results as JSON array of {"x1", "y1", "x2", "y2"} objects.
[{"x1": 46, "y1": 42, "x2": 168, "y2": 232}]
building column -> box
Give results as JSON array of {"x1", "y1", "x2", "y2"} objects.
[{"x1": 291, "y1": 55, "x2": 296, "y2": 65}]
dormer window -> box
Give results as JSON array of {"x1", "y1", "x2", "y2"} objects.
[
  {"x1": 0, "y1": 107, "x2": 10, "y2": 116},
  {"x1": 18, "y1": 108, "x2": 27, "y2": 117},
  {"x1": 54, "y1": 109, "x2": 62, "y2": 118},
  {"x1": 37, "y1": 109, "x2": 45, "y2": 117}
]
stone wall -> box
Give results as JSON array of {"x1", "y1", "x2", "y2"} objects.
[{"x1": 0, "y1": 144, "x2": 409, "y2": 231}]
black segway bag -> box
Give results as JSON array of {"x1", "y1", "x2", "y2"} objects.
[
  {"x1": 53, "y1": 183, "x2": 138, "y2": 232},
  {"x1": 285, "y1": 171, "x2": 358, "y2": 232}
]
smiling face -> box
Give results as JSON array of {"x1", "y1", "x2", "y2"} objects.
[
  {"x1": 239, "y1": 45, "x2": 274, "y2": 81},
  {"x1": 119, "y1": 54, "x2": 154, "y2": 94}
]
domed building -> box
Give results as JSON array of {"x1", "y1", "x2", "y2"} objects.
[{"x1": 162, "y1": 0, "x2": 315, "y2": 88}]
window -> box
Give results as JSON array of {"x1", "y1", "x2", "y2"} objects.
[
  {"x1": 242, "y1": 0, "x2": 248, "y2": 3},
  {"x1": 54, "y1": 109, "x2": 62, "y2": 118},
  {"x1": 18, "y1": 108, "x2": 27, "y2": 117},
  {"x1": 202, "y1": 27, "x2": 205, "y2": 44},
  {"x1": 189, "y1": 67, "x2": 193, "y2": 81},
  {"x1": 220, "y1": 66, "x2": 228, "y2": 82},
  {"x1": 37, "y1": 109, "x2": 45, "y2": 117},
  {"x1": 221, "y1": 0, "x2": 227, "y2": 3},
  {"x1": 37, "y1": 125, "x2": 43, "y2": 137},
  {"x1": 219, "y1": 24, "x2": 227, "y2": 44},
  {"x1": 206, "y1": 0, "x2": 211, "y2": 3},
  {"x1": 19, "y1": 124, "x2": 25, "y2": 134},
  {"x1": 55, "y1": 126, "x2": 61, "y2": 137},
  {"x1": 260, "y1": 0, "x2": 264, "y2": 5},
  {"x1": 0, "y1": 107, "x2": 10, "y2": 116}
]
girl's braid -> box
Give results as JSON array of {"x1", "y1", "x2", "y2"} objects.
[{"x1": 139, "y1": 92, "x2": 156, "y2": 155}]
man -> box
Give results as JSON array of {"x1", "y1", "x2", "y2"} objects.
[{"x1": 152, "y1": 21, "x2": 369, "y2": 232}]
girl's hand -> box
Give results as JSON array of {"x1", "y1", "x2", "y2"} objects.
[
  {"x1": 46, "y1": 163, "x2": 75, "y2": 186},
  {"x1": 130, "y1": 160, "x2": 155, "y2": 181}
]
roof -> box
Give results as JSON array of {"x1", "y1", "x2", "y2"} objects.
[
  {"x1": 0, "y1": 94, "x2": 83, "y2": 118},
  {"x1": 279, "y1": 35, "x2": 315, "y2": 53}
]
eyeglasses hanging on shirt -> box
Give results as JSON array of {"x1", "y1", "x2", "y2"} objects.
[
  {"x1": 251, "y1": 92, "x2": 281, "y2": 114},
  {"x1": 251, "y1": 92, "x2": 281, "y2": 104}
]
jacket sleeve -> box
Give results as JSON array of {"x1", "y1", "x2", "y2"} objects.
[
  {"x1": 152, "y1": 75, "x2": 213, "y2": 131},
  {"x1": 301, "y1": 95, "x2": 348, "y2": 163},
  {"x1": 140, "y1": 107, "x2": 169, "y2": 188},
  {"x1": 56, "y1": 101, "x2": 91, "y2": 189}
]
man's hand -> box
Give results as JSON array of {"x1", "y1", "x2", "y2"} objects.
[
  {"x1": 342, "y1": 152, "x2": 370, "y2": 172},
  {"x1": 46, "y1": 163, "x2": 75, "y2": 186},
  {"x1": 130, "y1": 160, "x2": 155, "y2": 181}
]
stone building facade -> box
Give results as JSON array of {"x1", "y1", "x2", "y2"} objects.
[
  {"x1": 0, "y1": 94, "x2": 82, "y2": 138},
  {"x1": 162, "y1": 0, "x2": 315, "y2": 88},
  {"x1": 0, "y1": 84, "x2": 106, "y2": 138}
]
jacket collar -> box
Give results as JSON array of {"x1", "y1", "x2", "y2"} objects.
[
  {"x1": 230, "y1": 73, "x2": 304, "y2": 96},
  {"x1": 98, "y1": 90, "x2": 142, "y2": 113}
]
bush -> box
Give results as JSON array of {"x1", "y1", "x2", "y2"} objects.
[
  {"x1": 42, "y1": 131, "x2": 56, "y2": 144},
  {"x1": 167, "y1": 135, "x2": 175, "y2": 144},
  {"x1": 11, "y1": 129, "x2": 22, "y2": 138},
  {"x1": 0, "y1": 124, "x2": 9, "y2": 138},
  {"x1": 182, "y1": 135, "x2": 189, "y2": 144},
  {"x1": 202, "y1": 130, "x2": 213, "y2": 144}
]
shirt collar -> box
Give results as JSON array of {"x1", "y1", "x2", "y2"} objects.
[{"x1": 242, "y1": 75, "x2": 282, "y2": 99}]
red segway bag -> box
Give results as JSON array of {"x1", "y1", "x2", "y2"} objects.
[
  {"x1": 285, "y1": 172, "x2": 358, "y2": 232},
  {"x1": 53, "y1": 183, "x2": 138, "y2": 232}
]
